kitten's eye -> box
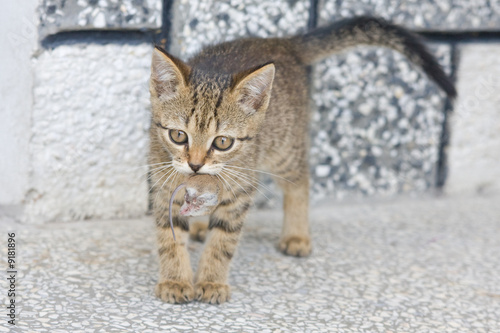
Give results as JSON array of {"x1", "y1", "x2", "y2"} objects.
[
  {"x1": 212, "y1": 136, "x2": 234, "y2": 151},
  {"x1": 169, "y1": 129, "x2": 188, "y2": 145}
]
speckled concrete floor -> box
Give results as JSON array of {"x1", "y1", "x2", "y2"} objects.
[{"x1": 1, "y1": 194, "x2": 499, "y2": 332}]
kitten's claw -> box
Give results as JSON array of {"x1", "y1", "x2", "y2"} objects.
[
  {"x1": 195, "y1": 282, "x2": 230, "y2": 304},
  {"x1": 155, "y1": 280, "x2": 194, "y2": 304},
  {"x1": 279, "y1": 235, "x2": 311, "y2": 257}
]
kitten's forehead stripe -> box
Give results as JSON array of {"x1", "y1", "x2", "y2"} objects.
[
  {"x1": 197, "y1": 111, "x2": 206, "y2": 131},
  {"x1": 190, "y1": 69, "x2": 232, "y2": 91},
  {"x1": 191, "y1": 90, "x2": 198, "y2": 116},
  {"x1": 213, "y1": 92, "x2": 223, "y2": 120},
  {"x1": 188, "y1": 70, "x2": 230, "y2": 132}
]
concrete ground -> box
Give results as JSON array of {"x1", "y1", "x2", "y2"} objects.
[{"x1": 1, "y1": 194, "x2": 499, "y2": 332}]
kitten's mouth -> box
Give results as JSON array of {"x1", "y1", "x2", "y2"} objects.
[
  {"x1": 190, "y1": 169, "x2": 221, "y2": 176},
  {"x1": 173, "y1": 161, "x2": 221, "y2": 176},
  {"x1": 179, "y1": 197, "x2": 206, "y2": 216}
]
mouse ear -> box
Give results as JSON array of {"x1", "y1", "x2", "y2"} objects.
[
  {"x1": 231, "y1": 62, "x2": 275, "y2": 115},
  {"x1": 151, "y1": 46, "x2": 191, "y2": 100}
]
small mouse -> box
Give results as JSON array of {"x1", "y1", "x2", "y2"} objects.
[
  {"x1": 168, "y1": 174, "x2": 222, "y2": 240},
  {"x1": 179, "y1": 174, "x2": 222, "y2": 217}
]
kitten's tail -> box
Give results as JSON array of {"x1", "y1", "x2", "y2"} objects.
[{"x1": 292, "y1": 16, "x2": 456, "y2": 98}]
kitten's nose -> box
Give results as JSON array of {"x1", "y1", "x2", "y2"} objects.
[{"x1": 188, "y1": 163, "x2": 203, "y2": 173}]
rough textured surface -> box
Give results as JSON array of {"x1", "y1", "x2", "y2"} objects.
[
  {"x1": 318, "y1": 0, "x2": 500, "y2": 31},
  {"x1": 39, "y1": 0, "x2": 162, "y2": 39},
  {"x1": 25, "y1": 42, "x2": 152, "y2": 223},
  {"x1": 2, "y1": 194, "x2": 499, "y2": 331},
  {"x1": 169, "y1": 0, "x2": 310, "y2": 58},
  {"x1": 310, "y1": 44, "x2": 450, "y2": 201},
  {"x1": 447, "y1": 43, "x2": 500, "y2": 196},
  {"x1": 0, "y1": 0, "x2": 38, "y2": 206}
]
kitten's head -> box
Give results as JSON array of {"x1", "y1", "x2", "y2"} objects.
[{"x1": 149, "y1": 46, "x2": 275, "y2": 175}]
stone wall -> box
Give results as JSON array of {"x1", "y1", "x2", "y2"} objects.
[
  {"x1": 28, "y1": 42, "x2": 152, "y2": 223},
  {"x1": 1, "y1": 0, "x2": 499, "y2": 223}
]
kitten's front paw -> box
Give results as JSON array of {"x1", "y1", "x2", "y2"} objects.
[
  {"x1": 195, "y1": 282, "x2": 230, "y2": 304},
  {"x1": 279, "y1": 235, "x2": 311, "y2": 257},
  {"x1": 155, "y1": 280, "x2": 194, "y2": 304}
]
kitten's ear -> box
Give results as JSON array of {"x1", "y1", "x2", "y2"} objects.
[
  {"x1": 151, "y1": 46, "x2": 190, "y2": 100},
  {"x1": 232, "y1": 63, "x2": 275, "y2": 115}
]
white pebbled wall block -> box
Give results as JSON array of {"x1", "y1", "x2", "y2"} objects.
[
  {"x1": 24, "y1": 43, "x2": 153, "y2": 223},
  {"x1": 447, "y1": 43, "x2": 500, "y2": 195}
]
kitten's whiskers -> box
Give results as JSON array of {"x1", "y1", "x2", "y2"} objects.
[
  {"x1": 144, "y1": 165, "x2": 173, "y2": 182},
  {"x1": 216, "y1": 173, "x2": 237, "y2": 201},
  {"x1": 224, "y1": 165, "x2": 296, "y2": 185},
  {"x1": 223, "y1": 168, "x2": 270, "y2": 200},
  {"x1": 220, "y1": 170, "x2": 253, "y2": 200},
  {"x1": 154, "y1": 169, "x2": 178, "y2": 207},
  {"x1": 149, "y1": 167, "x2": 175, "y2": 194},
  {"x1": 223, "y1": 167, "x2": 276, "y2": 196}
]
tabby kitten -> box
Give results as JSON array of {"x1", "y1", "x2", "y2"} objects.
[{"x1": 148, "y1": 16, "x2": 456, "y2": 304}]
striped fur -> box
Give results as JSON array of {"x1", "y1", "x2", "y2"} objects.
[{"x1": 149, "y1": 16, "x2": 456, "y2": 304}]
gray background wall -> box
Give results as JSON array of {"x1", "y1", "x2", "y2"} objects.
[{"x1": 1, "y1": 0, "x2": 499, "y2": 223}]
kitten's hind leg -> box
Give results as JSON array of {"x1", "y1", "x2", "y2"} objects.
[
  {"x1": 275, "y1": 162, "x2": 311, "y2": 257},
  {"x1": 189, "y1": 220, "x2": 208, "y2": 242}
]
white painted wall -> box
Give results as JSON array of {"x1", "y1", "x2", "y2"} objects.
[
  {"x1": 447, "y1": 43, "x2": 500, "y2": 195},
  {"x1": 0, "y1": 1, "x2": 38, "y2": 208}
]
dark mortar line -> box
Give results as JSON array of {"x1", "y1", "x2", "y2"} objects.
[
  {"x1": 307, "y1": 0, "x2": 319, "y2": 30},
  {"x1": 435, "y1": 42, "x2": 459, "y2": 189},
  {"x1": 41, "y1": 30, "x2": 158, "y2": 49},
  {"x1": 158, "y1": 0, "x2": 175, "y2": 50},
  {"x1": 419, "y1": 30, "x2": 500, "y2": 43}
]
